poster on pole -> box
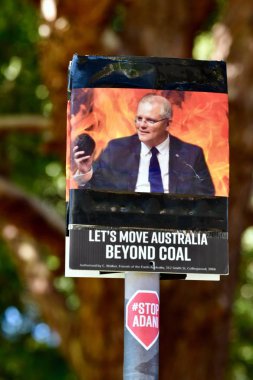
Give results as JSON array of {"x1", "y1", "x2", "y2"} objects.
[{"x1": 65, "y1": 55, "x2": 229, "y2": 280}]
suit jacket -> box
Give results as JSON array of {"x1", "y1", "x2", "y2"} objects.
[{"x1": 88, "y1": 133, "x2": 215, "y2": 196}]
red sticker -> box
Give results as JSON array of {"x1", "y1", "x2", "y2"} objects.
[{"x1": 126, "y1": 290, "x2": 159, "y2": 350}]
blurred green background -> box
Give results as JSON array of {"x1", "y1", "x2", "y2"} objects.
[{"x1": 1, "y1": 0, "x2": 253, "y2": 379}]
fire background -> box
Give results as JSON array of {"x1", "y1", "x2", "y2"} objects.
[{"x1": 0, "y1": 0, "x2": 253, "y2": 379}]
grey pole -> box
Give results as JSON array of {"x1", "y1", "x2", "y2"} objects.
[{"x1": 123, "y1": 272, "x2": 160, "y2": 379}]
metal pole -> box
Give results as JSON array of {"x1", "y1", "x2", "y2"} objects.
[{"x1": 123, "y1": 272, "x2": 160, "y2": 379}]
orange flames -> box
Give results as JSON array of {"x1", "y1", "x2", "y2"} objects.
[{"x1": 66, "y1": 88, "x2": 229, "y2": 199}]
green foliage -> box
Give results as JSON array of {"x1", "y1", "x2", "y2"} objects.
[
  {"x1": 111, "y1": 3, "x2": 127, "y2": 33},
  {"x1": 0, "y1": 0, "x2": 65, "y2": 215},
  {"x1": 0, "y1": 1, "x2": 72, "y2": 378},
  {"x1": 0, "y1": 240, "x2": 76, "y2": 379},
  {"x1": 0, "y1": 240, "x2": 22, "y2": 310},
  {"x1": 0, "y1": 318, "x2": 76, "y2": 380},
  {"x1": 3, "y1": 131, "x2": 65, "y2": 215},
  {"x1": 192, "y1": 0, "x2": 228, "y2": 60},
  {"x1": 0, "y1": 339, "x2": 77, "y2": 380},
  {"x1": 0, "y1": 0, "x2": 45, "y2": 114},
  {"x1": 192, "y1": 32, "x2": 214, "y2": 60}
]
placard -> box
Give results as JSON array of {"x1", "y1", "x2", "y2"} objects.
[{"x1": 65, "y1": 55, "x2": 229, "y2": 280}]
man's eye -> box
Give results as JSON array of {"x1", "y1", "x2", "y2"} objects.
[{"x1": 147, "y1": 119, "x2": 155, "y2": 124}]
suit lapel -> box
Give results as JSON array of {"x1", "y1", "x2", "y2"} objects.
[
  {"x1": 169, "y1": 135, "x2": 179, "y2": 193},
  {"x1": 128, "y1": 140, "x2": 141, "y2": 191}
]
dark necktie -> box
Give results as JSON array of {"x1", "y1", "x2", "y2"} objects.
[{"x1": 149, "y1": 147, "x2": 164, "y2": 193}]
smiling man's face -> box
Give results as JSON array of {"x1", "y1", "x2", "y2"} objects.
[{"x1": 135, "y1": 97, "x2": 170, "y2": 147}]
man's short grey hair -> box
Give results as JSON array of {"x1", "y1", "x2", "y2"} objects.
[{"x1": 138, "y1": 94, "x2": 172, "y2": 119}]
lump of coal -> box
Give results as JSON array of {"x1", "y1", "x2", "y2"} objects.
[{"x1": 74, "y1": 133, "x2": 96, "y2": 156}]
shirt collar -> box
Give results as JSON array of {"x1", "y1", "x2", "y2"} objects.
[
  {"x1": 141, "y1": 142, "x2": 151, "y2": 156},
  {"x1": 156, "y1": 135, "x2": 170, "y2": 155},
  {"x1": 140, "y1": 135, "x2": 170, "y2": 156}
]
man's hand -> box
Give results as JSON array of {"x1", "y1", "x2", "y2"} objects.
[{"x1": 73, "y1": 145, "x2": 93, "y2": 174}]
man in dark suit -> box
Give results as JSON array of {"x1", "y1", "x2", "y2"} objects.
[{"x1": 73, "y1": 94, "x2": 215, "y2": 196}]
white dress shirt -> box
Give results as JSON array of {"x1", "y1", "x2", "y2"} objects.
[{"x1": 135, "y1": 136, "x2": 170, "y2": 193}]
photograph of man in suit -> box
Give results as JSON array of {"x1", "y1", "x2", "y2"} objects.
[{"x1": 73, "y1": 93, "x2": 215, "y2": 196}]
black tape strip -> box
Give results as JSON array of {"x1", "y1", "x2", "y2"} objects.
[
  {"x1": 69, "y1": 54, "x2": 227, "y2": 93},
  {"x1": 98, "y1": 272, "x2": 187, "y2": 280},
  {"x1": 69, "y1": 189, "x2": 227, "y2": 232}
]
